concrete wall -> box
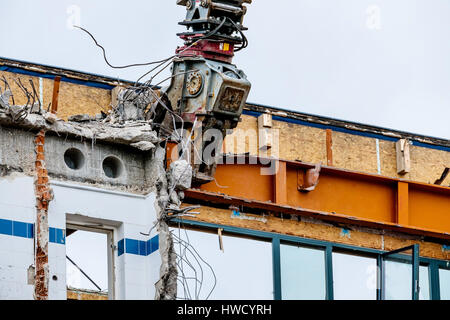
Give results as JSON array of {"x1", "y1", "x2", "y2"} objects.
[
  {"x1": 0, "y1": 175, "x2": 35, "y2": 299},
  {"x1": 45, "y1": 135, "x2": 147, "y2": 189},
  {"x1": 0, "y1": 126, "x2": 151, "y2": 191}
]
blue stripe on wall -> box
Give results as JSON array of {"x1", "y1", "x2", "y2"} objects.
[
  {"x1": 0, "y1": 66, "x2": 115, "y2": 90},
  {"x1": 118, "y1": 239, "x2": 124, "y2": 256},
  {"x1": 1, "y1": 218, "x2": 156, "y2": 254},
  {"x1": 13, "y1": 221, "x2": 28, "y2": 238},
  {"x1": 0, "y1": 218, "x2": 65, "y2": 244},
  {"x1": 242, "y1": 110, "x2": 450, "y2": 152},
  {"x1": 0, "y1": 219, "x2": 13, "y2": 236},
  {"x1": 118, "y1": 235, "x2": 159, "y2": 257}
]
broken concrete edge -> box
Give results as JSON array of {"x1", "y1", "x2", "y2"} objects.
[
  {"x1": 0, "y1": 110, "x2": 161, "y2": 151},
  {"x1": 154, "y1": 145, "x2": 179, "y2": 300}
]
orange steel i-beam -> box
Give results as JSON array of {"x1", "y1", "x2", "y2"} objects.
[
  {"x1": 274, "y1": 161, "x2": 287, "y2": 204},
  {"x1": 397, "y1": 182, "x2": 409, "y2": 226},
  {"x1": 189, "y1": 155, "x2": 450, "y2": 240}
]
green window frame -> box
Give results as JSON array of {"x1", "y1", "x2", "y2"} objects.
[{"x1": 173, "y1": 219, "x2": 449, "y2": 300}]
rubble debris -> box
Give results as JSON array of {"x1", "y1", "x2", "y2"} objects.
[
  {"x1": 130, "y1": 141, "x2": 155, "y2": 151},
  {"x1": 169, "y1": 159, "x2": 192, "y2": 191},
  {"x1": 0, "y1": 89, "x2": 12, "y2": 108},
  {"x1": 68, "y1": 114, "x2": 92, "y2": 122},
  {"x1": 0, "y1": 77, "x2": 44, "y2": 122},
  {"x1": 0, "y1": 108, "x2": 160, "y2": 151},
  {"x1": 109, "y1": 87, "x2": 153, "y2": 122},
  {"x1": 153, "y1": 149, "x2": 197, "y2": 300},
  {"x1": 44, "y1": 112, "x2": 58, "y2": 124},
  {"x1": 153, "y1": 144, "x2": 178, "y2": 300}
]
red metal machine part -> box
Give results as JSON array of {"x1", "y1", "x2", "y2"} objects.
[{"x1": 176, "y1": 37, "x2": 236, "y2": 63}]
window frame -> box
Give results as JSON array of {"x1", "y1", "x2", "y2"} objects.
[
  {"x1": 436, "y1": 265, "x2": 450, "y2": 300},
  {"x1": 279, "y1": 241, "x2": 328, "y2": 300},
  {"x1": 172, "y1": 218, "x2": 449, "y2": 300},
  {"x1": 379, "y1": 245, "x2": 420, "y2": 300},
  {"x1": 66, "y1": 223, "x2": 116, "y2": 300}
]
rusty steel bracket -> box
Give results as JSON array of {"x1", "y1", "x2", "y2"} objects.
[{"x1": 297, "y1": 163, "x2": 322, "y2": 192}]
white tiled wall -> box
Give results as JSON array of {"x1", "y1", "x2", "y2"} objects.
[
  {"x1": 0, "y1": 176, "x2": 160, "y2": 300},
  {"x1": 50, "y1": 182, "x2": 159, "y2": 300},
  {"x1": 0, "y1": 176, "x2": 35, "y2": 300}
]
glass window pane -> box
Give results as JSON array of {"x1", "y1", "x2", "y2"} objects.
[
  {"x1": 385, "y1": 260, "x2": 411, "y2": 300},
  {"x1": 384, "y1": 261, "x2": 429, "y2": 300},
  {"x1": 440, "y1": 268, "x2": 450, "y2": 300},
  {"x1": 419, "y1": 266, "x2": 430, "y2": 300},
  {"x1": 66, "y1": 230, "x2": 108, "y2": 292},
  {"x1": 173, "y1": 228, "x2": 273, "y2": 300},
  {"x1": 280, "y1": 243, "x2": 326, "y2": 300},
  {"x1": 333, "y1": 252, "x2": 377, "y2": 300}
]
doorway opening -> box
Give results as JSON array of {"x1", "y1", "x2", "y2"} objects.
[{"x1": 65, "y1": 223, "x2": 115, "y2": 300}]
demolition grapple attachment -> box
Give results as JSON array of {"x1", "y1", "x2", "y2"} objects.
[{"x1": 163, "y1": 0, "x2": 253, "y2": 183}]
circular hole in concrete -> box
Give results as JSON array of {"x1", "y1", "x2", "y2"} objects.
[
  {"x1": 64, "y1": 148, "x2": 85, "y2": 170},
  {"x1": 102, "y1": 156, "x2": 123, "y2": 179}
]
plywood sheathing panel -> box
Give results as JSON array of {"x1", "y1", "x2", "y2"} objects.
[
  {"x1": 378, "y1": 140, "x2": 398, "y2": 178},
  {"x1": 0, "y1": 70, "x2": 49, "y2": 107},
  {"x1": 182, "y1": 204, "x2": 382, "y2": 250},
  {"x1": 56, "y1": 81, "x2": 111, "y2": 120},
  {"x1": 224, "y1": 115, "x2": 258, "y2": 155},
  {"x1": 0, "y1": 70, "x2": 112, "y2": 120},
  {"x1": 333, "y1": 131, "x2": 379, "y2": 174},
  {"x1": 383, "y1": 235, "x2": 450, "y2": 260},
  {"x1": 409, "y1": 145, "x2": 450, "y2": 185},
  {"x1": 224, "y1": 115, "x2": 328, "y2": 164},
  {"x1": 182, "y1": 204, "x2": 450, "y2": 260},
  {"x1": 372, "y1": 140, "x2": 450, "y2": 185},
  {"x1": 273, "y1": 120, "x2": 327, "y2": 164}
]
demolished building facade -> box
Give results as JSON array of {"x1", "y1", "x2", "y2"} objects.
[{"x1": 0, "y1": 0, "x2": 449, "y2": 298}]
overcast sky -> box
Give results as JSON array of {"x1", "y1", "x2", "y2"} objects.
[{"x1": 1, "y1": 0, "x2": 449, "y2": 139}]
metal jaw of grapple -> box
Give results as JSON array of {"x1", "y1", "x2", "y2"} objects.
[
  {"x1": 162, "y1": 0, "x2": 252, "y2": 184},
  {"x1": 177, "y1": 0, "x2": 252, "y2": 26},
  {"x1": 176, "y1": 0, "x2": 252, "y2": 63}
]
